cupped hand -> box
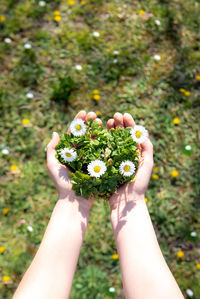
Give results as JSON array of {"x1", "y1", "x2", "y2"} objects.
[
  {"x1": 46, "y1": 110, "x2": 102, "y2": 210},
  {"x1": 107, "y1": 112, "x2": 154, "y2": 210}
]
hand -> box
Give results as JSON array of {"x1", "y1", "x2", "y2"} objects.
[
  {"x1": 46, "y1": 110, "x2": 102, "y2": 211},
  {"x1": 107, "y1": 112, "x2": 154, "y2": 210}
]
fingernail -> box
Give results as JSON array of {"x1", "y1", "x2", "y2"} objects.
[
  {"x1": 52, "y1": 131, "x2": 56, "y2": 137},
  {"x1": 124, "y1": 113, "x2": 131, "y2": 117}
]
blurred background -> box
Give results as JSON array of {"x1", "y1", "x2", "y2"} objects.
[{"x1": 0, "y1": 0, "x2": 199, "y2": 298}]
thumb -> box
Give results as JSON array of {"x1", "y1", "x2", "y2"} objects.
[
  {"x1": 136, "y1": 138, "x2": 154, "y2": 178},
  {"x1": 47, "y1": 132, "x2": 60, "y2": 166},
  {"x1": 140, "y1": 138, "x2": 154, "y2": 167}
]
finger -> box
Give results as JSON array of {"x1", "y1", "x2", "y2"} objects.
[
  {"x1": 114, "y1": 112, "x2": 124, "y2": 128},
  {"x1": 74, "y1": 110, "x2": 87, "y2": 120},
  {"x1": 86, "y1": 111, "x2": 97, "y2": 123},
  {"x1": 107, "y1": 118, "x2": 115, "y2": 130},
  {"x1": 95, "y1": 118, "x2": 103, "y2": 126},
  {"x1": 68, "y1": 110, "x2": 87, "y2": 133},
  {"x1": 47, "y1": 132, "x2": 60, "y2": 167},
  {"x1": 123, "y1": 113, "x2": 135, "y2": 128},
  {"x1": 140, "y1": 138, "x2": 154, "y2": 167}
]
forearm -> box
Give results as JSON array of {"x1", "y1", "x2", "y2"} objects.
[
  {"x1": 13, "y1": 197, "x2": 90, "y2": 299},
  {"x1": 110, "y1": 195, "x2": 184, "y2": 299}
]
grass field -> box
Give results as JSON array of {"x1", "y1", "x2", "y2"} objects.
[{"x1": 0, "y1": 0, "x2": 200, "y2": 298}]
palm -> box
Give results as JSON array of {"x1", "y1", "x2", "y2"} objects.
[
  {"x1": 107, "y1": 113, "x2": 153, "y2": 207},
  {"x1": 46, "y1": 110, "x2": 103, "y2": 209}
]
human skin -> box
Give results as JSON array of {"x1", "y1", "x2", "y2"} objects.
[
  {"x1": 13, "y1": 110, "x2": 184, "y2": 299},
  {"x1": 107, "y1": 112, "x2": 184, "y2": 299},
  {"x1": 13, "y1": 111, "x2": 102, "y2": 299}
]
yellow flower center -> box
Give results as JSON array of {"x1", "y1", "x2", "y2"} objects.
[
  {"x1": 124, "y1": 165, "x2": 130, "y2": 172},
  {"x1": 65, "y1": 153, "x2": 71, "y2": 157},
  {"x1": 94, "y1": 166, "x2": 101, "y2": 173},
  {"x1": 76, "y1": 124, "x2": 81, "y2": 130},
  {"x1": 135, "y1": 131, "x2": 142, "y2": 138}
]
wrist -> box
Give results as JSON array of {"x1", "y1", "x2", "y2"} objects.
[
  {"x1": 109, "y1": 189, "x2": 145, "y2": 212},
  {"x1": 54, "y1": 195, "x2": 90, "y2": 223},
  {"x1": 110, "y1": 193, "x2": 146, "y2": 227}
]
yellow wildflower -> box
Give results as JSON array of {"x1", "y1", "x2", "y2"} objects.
[
  {"x1": 54, "y1": 11, "x2": 60, "y2": 15},
  {"x1": 93, "y1": 94, "x2": 101, "y2": 101},
  {"x1": 0, "y1": 246, "x2": 6, "y2": 254},
  {"x1": 195, "y1": 75, "x2": 200, "y2": 80},
  {"x1": 96, "y1": 110, "x2": 102, "y2": 116},
  {"x1": 145, "y1": 197, "x2": 148, "y2": 203},
  {"x1": 54, "y1": 15, "x2": 62, "y2": 22},
  {"x1": 81, "y1": 0, "x2": 87, "y2": 4},
  {"x1": 154, "y1": 167, "x2": 159, "y2": 172},
  {"x1": 10, "y1": 165, "x2": 18, "y2": 172},
  {"x1": 152, "y1": 174, "x2": 159, "y2": 180},
  {"x1": 3, "y1": 208, "x2": 10, "y2": 215},
  {"x1": 139, "y1": 10, "x2": 145, "y2": 15},
  {"x1": 68, "y1": 0, "x2": 75, "y2": 5},
  {"x1": 173, "y1": 118, "x2": 180, "y2": 125},
  {"x1": 22, "y1": 118, "x2": 30, "y2": 126},
  {"x1": 112, "y1": 253, "x2": 119, "y2": 260},
  {"x1": 179, "y1": 88, "x2": 185, "y2": 93},
  {"x1": 184, "y1": 91, "x2": 191, "y2": 96},
  {"x1": 3, "y1": 276, "x2": 10, "y2": 282},
  {"x1": 171, "y1": 170, "x2": 179, "y2": 178},
  {"x1": 177, "y1": 250, "x2": 184, "y2": 258},
  {"x1": 93, "y1": 89, "x2": 99, "y2": 94},
  {"x1": 0, "y1": 16, "x2": 6, "y2": 22},
  {"x1": 196, "y1": 264, "x2": 200, "y2": 270}
]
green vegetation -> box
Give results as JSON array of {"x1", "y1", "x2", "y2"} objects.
[
  {"x1": 0, "y1": 0, "x2": 199, "y2": 298},
  {"x1": 56, "y1": 119, "x2": 139, "y2": 199}
]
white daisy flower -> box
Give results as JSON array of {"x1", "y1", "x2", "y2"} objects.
[
  {"x1": 4, "y1": 38, "x2": 12, "y2": 43},
  {"x1": 190, "y1": 231, "x2": 197, "y2": 237},
  {"x1": 119, "y1": 161, "x2": 136, "y2": 177},
  {"x1": 24, "y1": 43, "x2": 32, "y2": 49},
  {"x1": 113, "y1": 50, "x2": 119, "y2": 55},
  {"x1": 70, "y1": 118, "x2": 86, "y2": 136},
  {"x1": 27, "y1": 225, "x2": 33, "y2": 232},
  {"x1": 26, "y1": 92, "x2": 34, "y2": 99},
  {"x1": 38, "y1": 0, "x2": 46, "y2": 6},
  {"x1": 75, "y1": 65, "x2": 82, "y2": 71},
  {"x1": 87, "y1": 160, "x2": 107, "y2": 178},
  {"x1": 131, "y1": 125, "x2": 148, "y2": 144},
  {"x1": 60, "y1": 148, "x2": 77, "y2": 162},
  {"x1": 186, "y1": 289, "x2": 194, "y2": 297},
  {"x1": 109, "y1": 287, "x2": 115, "y2": 293},
  {"x1": 93, "y1": 31, "x2": 100, "y2": 37},
  {"x1": 2, "y1": 148, "x2": 9, "y2": 155},
  {"x1": 155, "y1": 19, "x2": 161, "y2": 26},
  {"x1": 185, "y1": 145, "x2": 191, "y2": 151},
  {"x1": 154, "y1": 54, "x2": 161, "y2": 60},
  {"x1": 113, "y1": 59, "x2": 118, "y2": 63}
]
